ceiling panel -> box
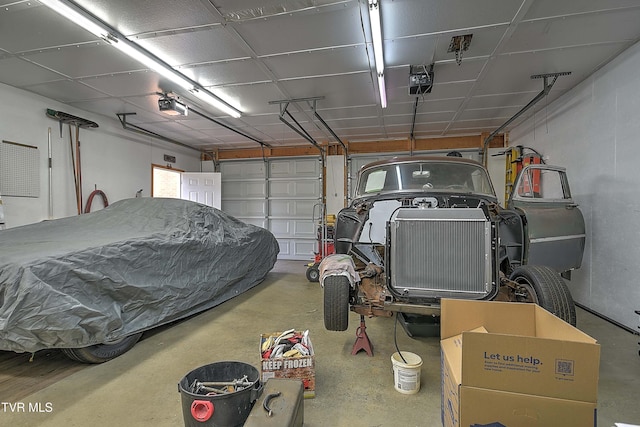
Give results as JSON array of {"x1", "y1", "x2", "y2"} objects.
[
  {"x1": 0, "y1": 3, "x2": 97, "y2": 52},
  {"x1": 0, "y1": 0, "x2": 638, "y2": 152},
  {"x1": 504, "y1": 8, "x2": 640, "y2": 53},
  {"x1": 181, "y1": 59, "x2": 271, "y2": 87},
  {"x1": 79, "y1": 71, "x2": 165, "y2": 98},
  {"x1": 24, "y1": 42, "x2": 143, "y2": 78},
  {"x1": 23, "y1": 80, "x2": 108, "y2": 102},
  {"x1": 477, "y1": 44, "x2": 626, "y2": 95},
  {"x1": 280, "y1": 73, "x2": 377, "y2": 108},
  {"x1": 262, "y1": 45, "x2": 369, "y2": 79},
  {"x1": 384, "y1": 36, "x2": 438, "y2": 66},
  {"x1": 0, "y1": 57, "x2": 65, "y2": 87},
  {"x1": 419, "y1": 80, "x2": 475, "y2": 101},
  {"x1": 136, "y1": 28, "x2": 250, "y2": 67},
  {"x1": 458, "y1": 106, "x2": 525, "y2": 121},
  {"x1": 466, "y1": 92, "x2": 538, "y2": 109},
  {"x1": 67, "y1": 98, "x2": 147, "y2": 119},
  {"x1": 523, "y1": 0, "x2": 640, "y2": 20},
  {"x1": 211, "y1": 81, "x2": 284, "y2": 116},
  {"x1": 314, "y1": 105, "x2": 379, "y2": 121},
  {"x1": 233, "y1": 1, "x2": 365, "y2": 56},
  {"x1": 383, "y1": 0, "x2": 520, "y2": 38},
  {"x1": 431, "y1": 60, "x2": 486, "y2": 84},
  {"x1": 449, "y1": 118, "x2": 507, "y2": 130},
  {"x1": 175, "y1": 117, "x2": 237, "y2": 133},
  {"x1": 73, "y1": 0, "x2": 219, "y2": 35}
]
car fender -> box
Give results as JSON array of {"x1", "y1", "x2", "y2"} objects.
[{"x1": 318, "y1": 254, "x2": 359, "y2": 288}]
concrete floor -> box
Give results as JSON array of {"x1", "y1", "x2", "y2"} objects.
[{"x1": 2, "y1": 260, "x2": 639, "y2": 427}]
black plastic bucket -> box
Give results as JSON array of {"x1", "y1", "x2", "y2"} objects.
[{"x1": 178, "y1": 361, "x2": 262, "y2": 427}]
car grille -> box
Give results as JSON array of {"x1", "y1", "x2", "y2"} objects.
[{"x1": 389, "y1": 207, "x2": 492, "y2": 298}]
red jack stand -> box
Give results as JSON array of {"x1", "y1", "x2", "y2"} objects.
[{"x1": 351, "y1": 315, "x2": 373, "y2": 356}]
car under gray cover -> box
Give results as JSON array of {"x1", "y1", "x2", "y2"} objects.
[{"x1": 0, "y1": 197, "x2": 279, "y2": 357}]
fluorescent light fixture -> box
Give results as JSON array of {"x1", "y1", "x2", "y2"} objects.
[
  {"x1": 190, "y1": 89, "x2": 242, "y2": 119},
  {"x1": 39, "y1": 0, "x2": 242, "y2": 118},
  {"x1": 110, "y1": 39, "x2": 194, "y2": 91},
  {"x1": 368, "y1": 0, "x2": 386, "y2": 108},
  {"x1": 377, "y1": 73, "x2": 387, "y2": 108},
  {"x1": 368, "y1": 0, "x2": 384, "y2": 74}
]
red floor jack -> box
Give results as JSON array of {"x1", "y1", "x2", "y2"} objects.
[{"x1": 351, "y1": 315, "x2": 373, "y2": 356}]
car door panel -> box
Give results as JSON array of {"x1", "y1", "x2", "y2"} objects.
[{"x1": 508, "y1": 165, "x2": 585, "y2": 273}]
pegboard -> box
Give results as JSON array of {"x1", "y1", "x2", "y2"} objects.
[{"x1": 1, "y1": 140, "x2": 40, "y2": 198}]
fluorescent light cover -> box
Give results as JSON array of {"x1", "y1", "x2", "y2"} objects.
[
  {"x1": 191, "y1": 89, "x2": 242, "y2": 118},
  {"x1": 39, "y1": 0, "x2": 108, "y2": 39},
  {"x1": 369, "y1": 0, "x2": 386, "y2": 108},
  {"x1": 111, "y1": 40, "x2": 193, "y2": 91},
  {"x1": 39, "y1": 0, "x2": 243, "y2": 117},
  {"x1": 368, "y1": 0, "x2": 384, "y2": 74},
  {"x1": 377, "y1": 73, "x2": 387, "y2": 108}
]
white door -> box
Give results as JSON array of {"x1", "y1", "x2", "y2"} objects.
[{"x1": 181, "y1": 172, "x2": 221, "y2": 209}]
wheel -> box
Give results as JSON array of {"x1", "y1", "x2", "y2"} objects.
[
  {"x1": 61, "y1": 332, "x2": 143, "y2": 363},
  {"x1": 306, "y1": 264, "x2": 320, "y2": 282},
  {"x1": 323, "y1": 275, "x2": 350, "y2": 331},
  {"x1": 509, "y1": 265, "x2": 577, "y2": 326}
]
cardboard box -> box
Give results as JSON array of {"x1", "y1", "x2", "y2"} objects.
[
  {"x1": 440, "y1": 299, "x2": 600, "y2": 427},
  {"x1": 260, "y1": 331, "x2": 315, "y2": 399}
]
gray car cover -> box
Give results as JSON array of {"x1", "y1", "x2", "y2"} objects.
[{"x1": 0, "y1": 198, "x2": 279, "y2": 353}]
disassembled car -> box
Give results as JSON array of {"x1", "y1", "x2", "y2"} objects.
[{"x1": 321, "y1": 156, "x2": 585, "y2": 331}]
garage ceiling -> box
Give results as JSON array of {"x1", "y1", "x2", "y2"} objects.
[{"x1": 1, "y1": 0, "x2": 639, "y2": 152}]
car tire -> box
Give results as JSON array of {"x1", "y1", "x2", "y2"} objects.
[
  {"x1": 61, "y1": 332, "x2": 143, "y2": 363},
  {"x1": 509, "y1": 265, "x2": 577, "y2": 326},
  {"x1": 306, "y1": 264, "x2": 320, "y2": 282},
  {"x1": 324, "y1": 275, "x2": 350, "y2": 331}
]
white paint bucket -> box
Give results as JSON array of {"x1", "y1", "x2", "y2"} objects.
[{"x1": 391, "y1": 351, "x2": 423, "y2": 394}]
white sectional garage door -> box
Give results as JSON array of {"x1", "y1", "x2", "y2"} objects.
[
  {"x1": 220, "y1": 157, "x2": 321, "y2": 261},
  {"x1": 219, "y1": 160, "x2": 268, "y2": 228}
]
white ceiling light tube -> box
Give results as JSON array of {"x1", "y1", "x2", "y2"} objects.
[
  {"x1": 190, "y1": 89, "x2": 242, "y2": 119},
  {"x1": 368, "y1": 0, "x2": 384, "y2": 75},
  {"x1": 368, "y1": 0, "x2": 386, "y2": 108},
  {"x1": 39, "y1": 0, "x2": 242, "y2": 118},
  {"x1": 109, "y1": 39, "x2": 193, "y2": 91},
  {"x1": 377, "y1": 73, "x2": 387, "y2": 108}
]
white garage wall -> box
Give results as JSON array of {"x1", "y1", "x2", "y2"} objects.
[
  {"x1": 0, "y1": 83, "x2": 201, "y2": 228},
  {"x1": 509, "y1": 40, "x2": 640, "y2": 330}
]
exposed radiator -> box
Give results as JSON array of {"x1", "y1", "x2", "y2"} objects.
[{"x1": 389, "y1": 207, "x2": 492, "y2": 298}]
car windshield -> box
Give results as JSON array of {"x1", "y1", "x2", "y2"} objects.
[{"x1": 355, "y1": 160, "x2": 495, "y2": 197}]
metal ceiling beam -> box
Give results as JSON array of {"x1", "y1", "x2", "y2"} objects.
[
  {"x1": 188, "y1": 107, "x2": 271, "y2": 149},
  {"x1": 306, "y1": 99, "x2": 348, "y2": 157},
  {"x1": 481, "y1": 71, "x2": 571, "y2": 165},
  {"x1": 280, "y1": 108, "x2": 325, "y2": 154},
  {"x1": 270, "y1": 98, "x2": 326, "y2": 154},
  {"x1": 116, "y1": 113, "x2": 203, "y2": 153}
]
